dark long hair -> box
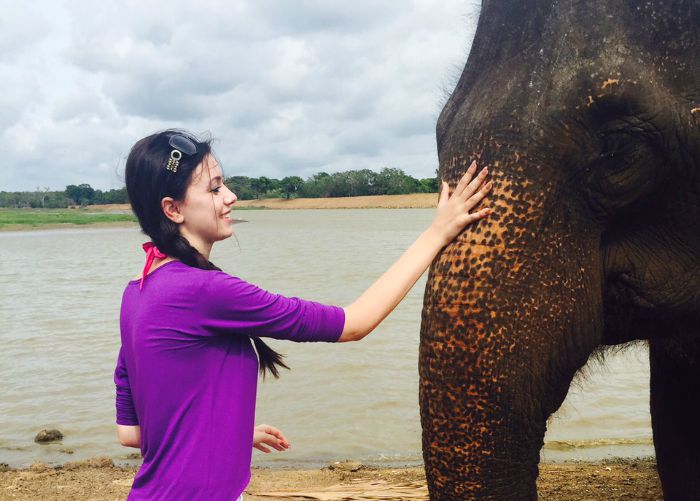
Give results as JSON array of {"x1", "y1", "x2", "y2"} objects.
[{"x1": 125, "y1": 129, "x2": 288, "y2": 379}]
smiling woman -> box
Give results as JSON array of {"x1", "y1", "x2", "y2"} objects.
[
  {"x1": 160, "y1": 154, "x2": 239, "y2": 253},
  {"x1": 115, "y1": 128, "x2": 492, "y2": 500}
]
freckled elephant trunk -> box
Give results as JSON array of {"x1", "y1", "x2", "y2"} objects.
[{"x1": 418, "y1": 171, "x2": 604, "y2": 498}]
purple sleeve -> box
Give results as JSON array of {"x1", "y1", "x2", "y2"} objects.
[
  {"x1": 114, "y1": 347, "x2": 139, "y2": 426},
  {"x1": 201, "y1": 272, "x2": 345, "y2": 342}
]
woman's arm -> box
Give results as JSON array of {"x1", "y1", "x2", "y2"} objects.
[
  {"x1": 339, "y1": 162, "x2": 491, "y2": 342},
  {"x1": 116, "y1": 424, "x2": 141, "y2": 448}
]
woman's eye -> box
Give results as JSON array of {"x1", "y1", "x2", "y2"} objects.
[{"x1": 212, "y1": 186, "x2": 221, "y2": 193}]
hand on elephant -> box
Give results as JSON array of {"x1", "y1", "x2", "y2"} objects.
[
  {"x1": 337, "y1": 161, "x2": 491, "y2": 342},
  {"x1": 430, "y1": 160, "x2": 492, "y2": 247}
]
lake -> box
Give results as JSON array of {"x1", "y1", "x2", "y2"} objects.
[{"x1": 0, "y1": 209, "x2": 653, "y2": 468}]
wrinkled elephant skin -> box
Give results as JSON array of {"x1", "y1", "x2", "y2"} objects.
[{"x1": 420, "y1": 1, "x2": 700, "y2": 499}]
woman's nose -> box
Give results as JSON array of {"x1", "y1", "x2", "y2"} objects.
[{"x1": 226, "y1": 187, "x2": 237, "y2": 205}]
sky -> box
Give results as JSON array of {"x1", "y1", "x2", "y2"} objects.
[{"x1": 0, "y1": 1, "x2": 479, "y2": 191}]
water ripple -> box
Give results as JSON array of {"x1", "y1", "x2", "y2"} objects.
[{"x1": 0, "y1": 212, "x2": 654, "y2": 467}]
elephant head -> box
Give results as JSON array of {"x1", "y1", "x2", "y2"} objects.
[{"x1": 419, "y1": 1, "x2": 700, "y2": 499}]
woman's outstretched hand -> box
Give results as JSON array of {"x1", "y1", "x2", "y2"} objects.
[
  {"x1": 338, "y1": 161, "x2": 492, "y2": 342},
  {"x1": 429, "y1": 160, "x2": 492, "y2": 247},
  {"x1": 253, "y1": 424, "x2": 290, "y2": 453}
]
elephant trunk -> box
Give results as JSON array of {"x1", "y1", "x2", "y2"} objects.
[{"x1": 419, "y1": 168, "x2": 603, "y2": 498}]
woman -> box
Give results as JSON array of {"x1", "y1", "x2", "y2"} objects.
[{"x1": 114, "y1": 129, "x2": 492, "y2": 500}]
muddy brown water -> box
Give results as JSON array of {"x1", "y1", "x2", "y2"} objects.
[{"x1": 0, "y1": 209, "x2": 653, "y2": 469}]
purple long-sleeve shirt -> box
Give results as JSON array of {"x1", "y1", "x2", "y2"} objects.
[{"x1": 114, "y1": 261, "x2": 345, "y2": 500}]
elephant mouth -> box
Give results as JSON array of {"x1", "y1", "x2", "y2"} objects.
[
  {"x1": 607, "y1": 271, "x2": 691, "y2": 316},
  {"x1": 608, "y1": 272, "x2": 657, "y2": 309}
]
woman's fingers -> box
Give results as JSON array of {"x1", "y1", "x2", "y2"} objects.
[
  {"x1": 253, "y1": 424, "x2": 291, "y2": 453},
  {"x1": 264, "y1": 426, "x2": 290, "y2": 447},
  {"x1": 453, "y1": 161, "x2": 478, "y2": 196},
  {"x1": 261, "y1": 432, "x2": 289, "y2": 450},
  {"x1": 273, "y1": 429, "x2": 289, "y2": 443},
  {"x1": 461, "y1": 207, "x2": 492, "y2": 225},
  {"x1": 254, "y1": 434, "x2": 287, "y2": 452},
  {"x1": 461, "y1": 167, "x2": 489, "y2": 201},
  {"x1": 430, "y1": 163, "x2": 493, "y2": 246},
  {"x1": 437, "y1": 181, "x2": 450, "y2": 208},
  {"x1": 465, "y1": 181, "x2": 493, "y2": 211},
  {"x1": 448, "y1": 162, "x2": 488, "y2": 207},
  {"x1": 258, "y1": 424, "x2": 281, "y2": 437}
]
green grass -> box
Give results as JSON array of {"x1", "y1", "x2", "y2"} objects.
[{"x1": 0, "y1": 208, "x2": 137, "y2": 229}]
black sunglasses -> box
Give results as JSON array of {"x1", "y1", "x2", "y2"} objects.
[{"x1": 166, "y1": 135, "x2": 197, "y2": 173}]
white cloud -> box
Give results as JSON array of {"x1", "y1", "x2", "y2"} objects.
[{"x1": 0, "y1": 0, "x2": 478, "y2": 191}]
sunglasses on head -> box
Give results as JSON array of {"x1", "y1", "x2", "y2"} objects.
[{"x1": 166, "y1": 135, "x2": 197, "y2": 173}]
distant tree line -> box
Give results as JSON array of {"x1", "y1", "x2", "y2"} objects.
[
  {"x1": 226, "y1": 167, "x2": 438, "y2": 200},
  {"x1": 0, "y1": 185, "x2": 129, "y2": 208},
  {"x1": 0, "y1": 167, "x2": 438, "y2": 208}
]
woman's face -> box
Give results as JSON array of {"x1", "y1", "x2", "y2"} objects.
[{"x1": 178, "y1": 154, "x2": 237, "y2": 249}]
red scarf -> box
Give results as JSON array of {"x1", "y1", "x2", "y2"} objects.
[{"x1": 140, "y1": 242, "x2": 167, "y2": 290}]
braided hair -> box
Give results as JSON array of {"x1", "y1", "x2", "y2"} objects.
[{"x1": 125, "y1": 129, "x2": 288, "y2": 378}]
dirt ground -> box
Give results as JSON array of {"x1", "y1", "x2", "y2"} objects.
[
  {"x1": 234, "y1": 193, "x2": 438, "y2": 209},
  {"x1": 0, "y1": 457, "x2": 662, "y2": 500}
]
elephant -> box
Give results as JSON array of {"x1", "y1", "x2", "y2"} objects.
[{"x1": 419, "y1": 1, "x2": 700, "y2": 499}]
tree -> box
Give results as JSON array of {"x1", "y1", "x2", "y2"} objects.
[
  {"x1": 280, "y1": 176, "x2": 304, "y2": 199},
  {"x1": 349, "y1": 169, "x2": 379, "y2": 196},
  {"x1": 224, "y1": 176, "x2": 256, "y2": 200},
  {"x1": 44, "y1": 192, "x2": 71, "y2": 208},
  {"x1": 419, "y1": 177, "x2": 439, "y2": 193},
  {"x1": 106, "y1": 187, "x2": 128, "y2": 204},
  {"x1": 65, "y1": 184, "x2": 95, "y2": 205},
  {"x1": 34, "y1": 186, "x2": 51, "y2": 208},
  {"x1": 250, "y1": 176, "x2": 272, "y2": 199},
  {"x1": 374, "y1": 168, "x2": 421, "y2": 195},
  {"x1": 299, "y1": 172, "x2": 332, "y2": 198}
]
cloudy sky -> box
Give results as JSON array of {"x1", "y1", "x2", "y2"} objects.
[{"x1": 0, "y1": 1, "x2": 479, "y2": 191}]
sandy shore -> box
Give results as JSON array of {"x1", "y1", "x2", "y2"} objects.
[
  {"x1": 0, "y1": 457, "x2": 662, "y2": 500},
  {"x1": 81, "y1": 194, "x2": 440, "y2": 212},
  {"x1": 90, "y1": 193, "x2": 438, "y2": 213},
  {"x1": 234, "y1": 193, "x2": 438, "y2": 209}
]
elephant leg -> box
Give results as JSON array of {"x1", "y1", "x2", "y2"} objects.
[{"x1": 649, "y1": 338, "x2": 700, "y2": 500}]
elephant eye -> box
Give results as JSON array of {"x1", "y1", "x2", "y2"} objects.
[
  {"x1": 573, "y1": 93, "x2": 679, "y2": 219},
  {"x1": 585, "y1": 124, "x2": 664, "y2": 213},
  {"x1": 597, "y1": 131, "x2": 640, "y2": 172}
]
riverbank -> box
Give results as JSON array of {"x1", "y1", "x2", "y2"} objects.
[
  {"x1": 0, "y1": 195, "x2": 438, "y2": 231},
  {"x1": 0, "y1": 208, "x2": 136, "y2": 232},
  {"x1": 234, "y1": 193, "x2": 437, "y2": 209},
  {"x1": 0, "y1": 457, "x2": 662, "y2": 500}
]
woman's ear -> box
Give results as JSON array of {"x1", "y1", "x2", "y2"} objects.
[{"x1": 161, "y1": 197, "x2": 184, "y2": 224}]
